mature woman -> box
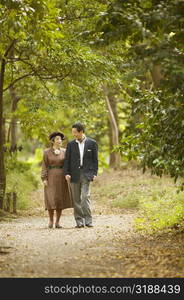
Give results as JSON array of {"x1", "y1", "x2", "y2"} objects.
[{"x1": 41, "y1": 131, "x2": 73, "y2": 228}]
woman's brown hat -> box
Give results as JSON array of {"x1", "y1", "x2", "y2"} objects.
[{"x1": 49, "y1": 131, "x2": 65, "y2": 140}]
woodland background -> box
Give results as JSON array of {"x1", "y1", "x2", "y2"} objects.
[{"x1": 0, "y1": 0, "x2": 184, "y2": 234}]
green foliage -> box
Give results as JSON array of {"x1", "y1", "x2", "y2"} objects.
[
  {"x1": 6, "y1": 170, "x2": 38, "y2": 210},
  {"x1": 1, "y1": 0, "x2": 119, "y2": 150},
  {"x1": 5, "y1": 154, "x2": 39, "y2": 210},
  {"x1": 29, "y1": 148, "x2": 43, "y2": 163},
  {"x1": 2, "y1": 0, "x2": 184, "y2": 219},
  {"x1": 136, "y1": 190, "x2": 184, "y2": 234},
  {"x1": 95, "y1": 168, "x2": 184, "y2": 233},
  {"x1": 96, "y1": 0, "x2": 184, "y2": 186},
  {"x1": 119, "y1": 87, "x2": 184, "y2": 186},
  {"x1": 98, "y1": 151, "x2": 109, "y2": 173},
  {"x1": 112, "y1": 193, "x2": 139, "y2": 209}
]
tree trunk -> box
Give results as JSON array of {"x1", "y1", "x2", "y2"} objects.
[
  {"x1": 0, "y1": 58, "x2": 6, "y2": 209},
  {"x1": 103, "y1": 86, "x2": 121, "y2": 169},
  {"x1": 150, "y1": 64, "x2": 163, "y2": 88},
  {"x1": 108, "y1": 94, "x2": 119, "y2": 167},
  {"x1": 12, "y1": 192, "x2": 17, "y2": 214},
  {"x1": 0, "y1": 41, "x2": 16, "y2": 209},
  {"x1": 9, "y1": 86, "x2": 20, "y2": 213},
  {"x1": 5, "y1": 193, "x2": 11, "y2": 212},
  {"x1": 9, "y1": 85, "x2": 20, "y2": 151}
]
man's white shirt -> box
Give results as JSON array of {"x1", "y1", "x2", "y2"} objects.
[{"x1": 76, "y1": 136, "x2": 86, "y2": 166}]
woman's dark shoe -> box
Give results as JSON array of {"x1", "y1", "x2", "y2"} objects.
[
  {"x1": 48, "y1": 223, "x2": 53, "y2": 229},
  {"x1": 55, "y1": 224, "x2": 62, "y2": 229}
]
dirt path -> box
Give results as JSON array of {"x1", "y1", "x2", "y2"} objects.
[
  {"x1": 0, "y1": 210, "x2": 135, "y2": 278},
  {"x1": 1, "y1": 169, "x2": 184, "y2": 278},
  {"x1": 1, "y1": 209, "x2": 184, "y2": 278}
]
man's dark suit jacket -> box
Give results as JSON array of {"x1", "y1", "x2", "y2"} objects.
[{"x1": 63, "y1": 137, "x2": 98, "y2": 183}]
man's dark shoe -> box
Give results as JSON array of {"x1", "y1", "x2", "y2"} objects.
[
  {"x1": 75, "y1": 224, "x2": 84, "y2": 228},
  {"x1": 85, "y1": 224, "x2": 93, "y2": 227}
]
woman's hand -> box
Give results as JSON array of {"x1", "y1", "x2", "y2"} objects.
[{"x1": 43, "y1": 180, "x2": 48, "y2": 186}]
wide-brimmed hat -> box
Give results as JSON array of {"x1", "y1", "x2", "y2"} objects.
[{"x1": 49, "y1": 131, "x2": 65, "y2": 140}]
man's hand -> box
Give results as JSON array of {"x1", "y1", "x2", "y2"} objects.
[
  {"x1": 93, "y1": 175, "x2": 97, "y2": 181},
  {"x1": 65, "y1": 175, "x2": 71, "y2": 182}
]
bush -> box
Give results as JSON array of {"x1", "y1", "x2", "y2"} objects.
[
  {"x1": 135, "y1": 190, "x2": 184, "y2": 233},
  {"x1": 5, "y1": 155, "x2": 40, "y2": 211}
]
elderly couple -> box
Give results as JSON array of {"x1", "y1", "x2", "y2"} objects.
[{"x1": 41, "y1": 122, "x2": 98, "y2": 229}]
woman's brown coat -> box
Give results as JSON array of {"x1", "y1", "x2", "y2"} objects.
[{"x1": 41, "y1": 148, "x2": 73, "y2": 210}]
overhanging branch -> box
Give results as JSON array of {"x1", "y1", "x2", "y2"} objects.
[{"x1": 3, "y1": 73, "x2": 34, "y2": 92}]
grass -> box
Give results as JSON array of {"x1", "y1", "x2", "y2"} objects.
[
  {"x1": 136, "y1": 190, "x2": 184, "y2": 233},
  {"x1": 0, "y1": 209, "x2": 19, "y2": 222},
  {"x1": 112, "y1": 193, "x2": 140, "y2": 209},
  {"x1": 2, "y1": 164, "x2": 184, "y2": 233},
  {"x1": 92, "y1": 166, "x2": 184, "y2": 233}
]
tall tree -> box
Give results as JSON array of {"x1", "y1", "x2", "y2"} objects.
[
  {"x1": 95, "y1": 0, "x2": 184, "y2": 183},
  {"x1": 0, "y1": 0, "x2": 65, "y2": 207},
  {"x1": 1, "y1": 0, "x2": 122, "y2": 208}
]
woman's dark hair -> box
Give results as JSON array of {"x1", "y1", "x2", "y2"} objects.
[
  {"x1": 49, "y1": 132, "x2": 65, "y2": 144},
  {"x1": 72, "y1": 122, "x2": 85, "y2": 132}
]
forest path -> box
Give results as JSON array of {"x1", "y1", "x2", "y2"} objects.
[
  {"x1": 0, "y1": 169, "x2": 184, "y2": 278},
  {"x1": 0, "y1": 211, "x2": 135, "y2": 277}
]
